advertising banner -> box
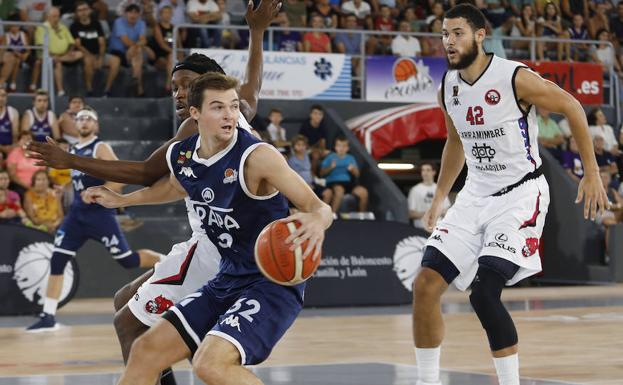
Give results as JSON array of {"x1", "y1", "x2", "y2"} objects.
[
  {"x1": 304, "y1": 221, "x2": 429, "y2": 307},
  {"x1": 192, "y1": 48, "x2": 351, "y2": 100},
  {"x1": 0, "y1": 224, "x2": 79, "y2": 315},
  {"x1": 522, "y1": 61, "x2": 603, "y2": 105},
  {"x1": 365, "y1": 56, "x2": 447, "y2": 103}
]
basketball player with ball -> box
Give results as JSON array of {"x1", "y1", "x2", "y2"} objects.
[
  {"x1": 412, "y1": 4, "x2": 607, "y2": 385},
  {"x1": 86, "y1": 72, "x2": 332, "y2": 385}
]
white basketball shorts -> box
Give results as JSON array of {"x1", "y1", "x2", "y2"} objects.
[
  {"x1": 425, "y1": 175, "x2": 550, "y2": 291},
  {"x1": 128, "y1": 235, "x2": 221, "y2": 326}
]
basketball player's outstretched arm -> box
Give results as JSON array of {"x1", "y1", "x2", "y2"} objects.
[
  {"x1": 422, "y1": 90, "x2": 466, "y2": 232},
  {"x1": 246, "y1": 145, "x2": 333, "y2": 260},
  {"x1": 515, "y1": 68, "x2": 608, "y2": 220}
]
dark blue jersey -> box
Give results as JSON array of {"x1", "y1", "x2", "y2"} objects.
[
  {"x1": 167, "y1": 128, "x2": 288, "y2": 276},
  {"x1": 70, "y1": 137, "x2": 112, "y2": 211},
  {"x1": 28, "y1": 109, "x2": 53, "y2": 142},
  {"x1": 0, "y1": 108, "x2": 14, "y2": 145}
]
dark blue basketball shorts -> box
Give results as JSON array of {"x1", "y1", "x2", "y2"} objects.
[{"x1": 163, "y1": 274, "x2": 304, "y2": 365}]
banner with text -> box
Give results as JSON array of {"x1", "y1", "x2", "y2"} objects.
[
  {"x1": 304, "y1": 221, "x2": 429, "y2": 307},
  {"x1": 365, "y1": 56, "x2": 447, "y2": 103},
  {"x1": 523, "y1": 61, "x2": 603, "y2": 105},
  {"x1": 192, "y1": 48, "x2": 351, "y2": 100}
]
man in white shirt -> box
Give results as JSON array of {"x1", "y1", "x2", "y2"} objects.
[
  {"x1": 408, "y1": 163, "x2": 450, "y2": 230},
  {"x1": 186, "y1": 0, "x2": 221, "y2": 47},
  {"x1": 392, "y1": 20, "x2": 421, "y2": 57},
  {"x1": 341, "y1": 0, "x2": 371, "y2": 20}
]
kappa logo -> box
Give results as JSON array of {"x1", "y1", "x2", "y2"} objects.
[
  {"x1": 452, "y1": 85, "x2": 460, "y2": 106},
  {"x1": 485, "y1": 89, "x2": 501, "y2": 105},
  {"x1": 220, "y1": 314, "x2": 242, "y2": 332},
  {"x1": 223, "y1": 168, "x2": 238, "y2": 184},
  {"x1": 201, "y1": 187, "x2": 215, "y2": 203},
  {"x1": 431, "y1": 234, "x2": 443, "y2": 243},
  {"x1": 179, "y1": 167, "x2": 197, "y2": 178}
]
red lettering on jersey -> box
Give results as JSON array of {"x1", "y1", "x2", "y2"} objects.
[{"x1": 466, "y1": 106, "x2": 484, "y2": 125}]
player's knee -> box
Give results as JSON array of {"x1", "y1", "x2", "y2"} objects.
[
  {"x1": 129, "y1": 332, "x2": 159, "y2": 360},
  {"x1": 113, "y1": 283, "x2": 133, "y2": 311},
  {"x1": 413, "y1": 269, "x2": 445, "y2": 303},
  {"x1": 115, "y1": 251, "x2": 141, "y2": 269},
  {"x1": 193, "y1": 360, "x2": 225, "y2": 385},
  {"x1": 50, "y1": 252, "x2": 71, "y2": 275}
]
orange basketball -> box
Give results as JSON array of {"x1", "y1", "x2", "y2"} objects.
[
  {"x1": 394, "y1": 59, "x2": 418, "y2": 82},
  {"x1": 254, "y1": 220, "x2": 321, "y2": 286}
]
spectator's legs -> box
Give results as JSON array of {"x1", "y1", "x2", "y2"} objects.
[
  {"x1": 537, "y1": 41, "x2": 545, "y2": 61},
  {"x1": 0, "y1": 52, "x2": 16, "y2": 86},
  {"x1": 199, "y1": 29, "x2": 211, "y2": 48},
  {"x1": 352, "y1": 185, "x2": 369, "y2": 212},
  {"x1": 104, "y1": 55, "x2": 121, "y2": 94},
  {"x1": 561, "y1": 31, "x2": 571, "y2": 61},
  {"x1": 310, "y1": 149, "x2": 322, "y2": 177},
  {"x1": 53, "y1": 60, "x2": 64, "y2": 95},
  {"x1": 321, "y1": 188, "x2": 333, "y2": 205},
  {"x1": 330, "y1": 184, "x2": 345, "y2": 213},
  {"x1": 30, "y1": 58, "x2": 42, "y2": 90},
  {"x1": 83, "y1": 53, "x2": 95, "y2": 94},
  {"x1": 126, "y1": 46, "x2": 144, "y2": 96},
  {"x1": 10, "y1": 58, "x2": 21, "y2": 90}
]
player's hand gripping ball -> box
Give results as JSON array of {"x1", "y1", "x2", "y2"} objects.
[{"x1": 254, "y1": 220, "x2": 321, "y2": 285}]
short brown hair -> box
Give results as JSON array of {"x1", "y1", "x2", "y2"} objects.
[
  {"x1": 34, "y1": 89, "x2": 48, "y2": 99},
  {"x1": 188, "y1": 73, "x2": 239, "y2": 111},
  {"x1": 291, "y1": 135, "x2": 308, "y2": 146}
]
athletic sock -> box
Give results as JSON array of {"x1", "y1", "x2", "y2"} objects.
[
  {"x1": 415, "y1": 347, "x2": 441, "y2": 384},
  {"x1": 160, "y1": 368, "x2": 177, "y2": 385},
  {"x1": 42, "y1": 297, "x2": 58, "y2": 316},
  {"x1": 493, "y1": 354, "x2": 520, "y2": 385}
]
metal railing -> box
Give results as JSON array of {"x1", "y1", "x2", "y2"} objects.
[
  {"x1": 171, "y1": 24, "x2": 620, "y2": 129},
  {"x1": 0, "y1": 21, "x2": 55, "y2": 111}
]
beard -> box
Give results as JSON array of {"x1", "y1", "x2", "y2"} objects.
[
  {"x1": 79, "y1": 129, "x2": 92, "y2": 137},
  {"x1": 447, "y1": 39, "x2": 479, "y2": 70}
]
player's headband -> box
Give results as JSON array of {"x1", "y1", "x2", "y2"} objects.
[
  {"x1": 76, "y1": 109, "x2": 98, "y2": 121},
  {"x1": 172, "y1": 61, "x2": 210, "y2": 75}
]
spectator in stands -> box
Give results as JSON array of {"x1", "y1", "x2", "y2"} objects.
[
  {"x1": 21, "y1": 90, "x2": 60, "y2": 142},
  {"x1": 159, "y1": 0, "x2": 187, "y2": 27},
  {"x1": 588, "y1": 107, "x2": 620, "y2": 155},
  {"x1": 310, "y1": 0, "x2": 338, "y2": 28},
  {"x1": 6, "y1": 132, "x2": 45, "y2": 196},
  {"x1": 116, "y1": 0, "x2": 157, "y2": 29},
  {"x1": 594, "y1": 134, "x2": 619, "y2": 175},
  {"x1": 0, "y1": 169, "x2": 21, "y2": 206},
  {"x1": 511, "y1": 4, "x2": 536, "y2": 51},
  {"x1": 610, "y1": 1, "x2": 623, "y2": 54},
  {"x1": 288, "y1": 135, "x2": 314, "y2": 187},
  {"x1": 276, "y1": 12, "x2": 303, "y2": 52},
  {"x1": 408, "y1": 163, "x2": 450, "y2": 231},
  {"x1": 561, "y1": 0, "x2": 589, "y2": 21},
  {"x1": 267, "y1": 108, "x2": 289, "y2": 153},
  {"x1": 109, "y1": 4, "x2": 149, "y2": 97},
  {"x1": 57, "y1": 95, "x2": 83, "y2": 145},
  {"x1": 561, "y1": 136, "x2": 584, "y2": 183},
  {"x1": 216, "y1": 0, "x2": 240, "y2": 49},
  {"x1": 148, "y1": 5, "x2": 175, "y2": 93},
  {"x1": 392, "y1": 20, "x2": 421, "y2": 57},
  {"x1": 33, "y1": 7, "x2": 83, "y2": 96},
  {"x1": 0, "y1": 88, "x2": 20, "y2": 155},
  {"x1": 335, "y1": 14, "x2": 362, "y2": 78},
  {"x1": 299, "y1": 104, "x2": 329, "y2": 175},
  {"x1": 303, "y1": 14, "x2": 332, "y2": 53},
  {"x1": 596, "y1": 171, "x2": 623, "y2": 253},
  {"x1": 0, "y1": 14, "x2": 30, "y2": 92},
  {"x1": 341, "y1": 0, "x2": 372, "y2": 29},
  {"x1": 368, "y1": 5, "x2": 394, "y2": 55},
  {"x1": 401, "y1": 7, "x2": 419, "y2": 32},
  {"x1": 537, "y1": 107, "x2": 565, "y2": 153},
  {"x1": 588, "y1": 2, "x2": 609, "y2": 39},
  {"x1": 283, "y1": 0, "x2": 307, "y2": 28},
  {"x1": 536, "y1": 1, "x2": 564, "y2": 61},
  {"x1": 566, "y1": 13, "x2": 589, "y2": 61},
  {"x1": 590, "y1": 29, "x2": 623, "y2": 77},
  {"x1": 23, "y1": 169, "x2": 63, "y2": 233},
  {"x1": 71, "y1": 1, "x2": 120, "y2": 97},
  {"x1": 18, "y1": 0, "x2": 50, "y2": 24},
  {"x1": 422, "y1": 18, "x2": 445, "y2": 57},
  {"x1": 186, "y1": 0, "x2": 221, "y2": 48},
  {"x1": 0, "y1": 1, "x2": 18, "y2": 20},
  {"x1": 320, "y1": 135, "x2": 368, "y2": 213},
  {"x1": 0, "y1": 187, "x2": 27, "y2": 225}
]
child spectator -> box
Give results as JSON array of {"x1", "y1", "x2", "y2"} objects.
[
  {"x1": 0, "y1": 14, "x2": 30, "y2": 92},
  {"x1": 0, "y1": 87, "x2": 20, "y2": 155},
  {"x1": 303, "y1": 14, "x2": 332, "y2": 53},
  {"x1": 0, "y1": 188, "x2": 27, "y2": 225},
  {"x1": 57, "y1": 96, "x2": 84, "y2": 145},
  {"x1": 287, "y1": 135, "x2": 313, "y2": 187},
  {"x1": 299, "y1": 104, "x2": 329, "y2": 176},
  {"x1": 566, "y1": 13, "x2": 588, "y2": 61},
  {"x1": 0, "y1": 169, "x2": 21, "y2": 206},
  {"x1": 266, "y1": 108, "x2": 289, "y2": 153},
  {"x1": 23, "y1": 169, "x2": 63, "y2": 234},
  {"x1": 408, "y1": 163, "x2": 450, "y2": 231},
  {"x1": 6, "y1": 132, "x2": 45, "y2": 196},
  {"x1": 561, "y1": 136, "x2": 584, "y2": 183},
  {"x1": 320, "y1": 135, "x2": 368, "y2": 213}
]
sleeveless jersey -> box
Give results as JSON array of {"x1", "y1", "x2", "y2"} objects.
[
  {"x1": 70, "y1": 137, "x2": 112, "y2": 211},
  {"x1": 7, "y1": 31, "x2": 27, "y2": 53},
  {"x1": 441, "y1": 54, "x2": 541, "y2": 197},
  {"x1": 28, "y1": 109, "x2": 53, "y2": 142},
  {"x1": 184, "y1": 111, "x2": 254, "y2": 238},
  {"x1": 167, "y1": 128, "x2": 288, "y2": 276},
  {"x1": 0, "y1": 107, "x2": 16, "y2": 145}
]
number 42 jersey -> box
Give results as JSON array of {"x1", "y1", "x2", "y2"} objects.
[
  {"x1": 166, "y1": 128, "x2": 289, "y2": 277},
  {"x1": 441, "y1": 54, "x2": 541, "y2": 196}
]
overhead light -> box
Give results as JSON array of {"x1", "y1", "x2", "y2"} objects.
[{"x1": 378, "y1": 163, "x2": 415, "y2": 170}]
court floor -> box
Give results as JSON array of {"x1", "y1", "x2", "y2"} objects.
[{"x1": 1, "y1": 285, "x2": 622, "y2": 385}]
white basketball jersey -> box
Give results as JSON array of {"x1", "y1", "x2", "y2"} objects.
[
  {"x1": 442, "y1": 54, "x2": 541, "y2": 197},
  {"x1": 185, "y1": 111, "x2": 253, "y2": 237}
]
